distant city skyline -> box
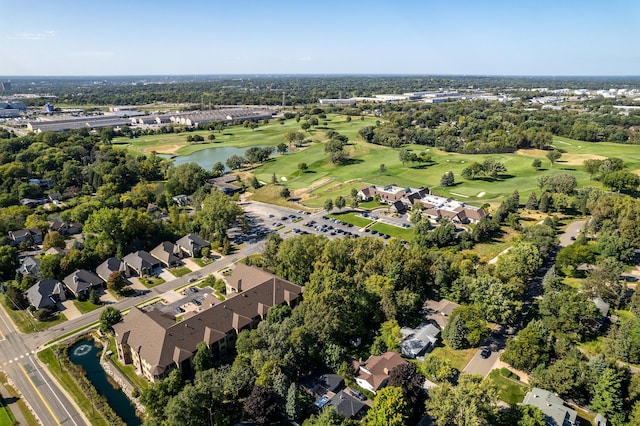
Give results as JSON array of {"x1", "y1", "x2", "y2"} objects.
[{"x1": 2, "y1": 0, "x2": 639, "y2": 76}]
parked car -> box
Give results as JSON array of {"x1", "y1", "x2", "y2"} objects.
[{"x1": 480, "y1": 348, "x2": 491, "y2": 359}]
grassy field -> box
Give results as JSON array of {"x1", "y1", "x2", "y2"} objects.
[
  {"x1": 169, "y1": 266, "x2": 191, "y2": 277},
  {"x1": 0, "y1": 372, "x2": 38, "y2": 426},
  {"x1": 0, "y1": 399, "x2": 16, "y2": 426},
  {"x1": 326, "y1": 212, "x2": 373, "y2": 228},
  {"x1": 38, "y1": 346, "x2": 110, "y2": 426},
  {"x1": 486, "y1": 368, "x2": 529, "y2": 405},
  {"x1": 0, "y1": 295, "x2": 66, "y2": 333},
  {"x1": 430, "y1": 344, "x2": 477, "y2": 371},
  {"x1": 369, "y1": 222, "x2": 415, "y2": 241},
  {"x1": 139, "y1": 276, "x2": 165, "y2": 288},
  {"x1": 116, "y1": 114, "x2": 640, "y2": 210},
  {"x1": 73, "y1": 300, "x2": 102, "y2": 314}
]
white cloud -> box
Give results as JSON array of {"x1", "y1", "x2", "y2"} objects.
[{"x1": 9, "y1": 31, "x2": 56, "y2": 41}]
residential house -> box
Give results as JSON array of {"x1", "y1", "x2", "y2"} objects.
[
  {"x1": 150, "y1": 242, "x2": 182, "y2": 268},
  {"x1": 63, "y1": 270, "x2": 104, "y2": 299},
  {"x1": 8, "y1": 229, "x2": 43, "y2": 245},
  {"x1": 171, "y1": 195, "x2": 191, "y2": 207},
  {"x1": 175, "y1": 233, "x2": 210, "y2": 258},
  {"x1": 353, "y1": 352, "x2": 408, "y2": 394},
  {"x1": 123, "y1": 250, "x2": 161, "y2": 276},
  {"x1": 19, "y1": 198, "x2": 48, "y2": 208},
  {"x1": 523, "y1": 388, "x2": 577, "y2": 426},
  {"x1": 423, "y1": 299, "x2": 460, "y2": 329},
  {"x1": 44, "y1": 247, "x2": 66, "y2": 256},
  {"x1": 96, "y1": 257, "x2": 126, "y2": 283},
  {"x1": 16, "y1": 256, "x2": 40, "y2": 278},
  {"x1": 209, "y1": 176, "x2": 242, "y2": 195},
  {"x1": 400, "y1": 323, "x2": 440, "y2": 358},
  {"x1": 48, "y1": 221, "x2": 82, "y2": 236},
  {"x1": 26, "y1": 279, "x2": 66, "y2": 310},
  {"x1": 113, "y1": 265, "x2": 303, "y2": 382},
  {"x1": 327, "y1": 390, "x2": 368, "y2": 420}
]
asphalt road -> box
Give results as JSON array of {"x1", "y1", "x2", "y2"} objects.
[
  {"x1": 0, "y1": 201, "x2": 411, "y2": 423},
  {"x1": 462, "y1": 218, "x2": 588, "y2": 377}
]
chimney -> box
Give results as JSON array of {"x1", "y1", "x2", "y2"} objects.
[
  {"x1": 383, "y1": 367, "x2": 389, "y2": 375},
  {"x1": 237, "y1": 279, "x2": 242, "y2": 292},
  {"x1": 232, "y1": 312, "x2": 241, "y2": 332}
]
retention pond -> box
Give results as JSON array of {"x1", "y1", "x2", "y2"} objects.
[{"x1": 68, "y1": 339, "x2": 141, "y2": 425}]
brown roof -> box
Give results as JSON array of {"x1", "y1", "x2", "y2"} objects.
[
  {"x1": 465, "y1": 207, "x2": 487, "y2": 221},
  {"x1": 115, "y1": 266, "x2": 303, "y2": 376},
  {"x1": 355, "y1": 352, "x2": 407, "y2": 391}
]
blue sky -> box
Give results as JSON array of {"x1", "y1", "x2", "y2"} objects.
[{"x1": 2, "y1": 0, "x2": 639, "y2": 76}]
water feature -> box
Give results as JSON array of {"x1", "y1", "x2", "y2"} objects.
[
  {"x1": 167, "y1": 145, "x2": 258, "y2": 170},
  {"x1": 68, "y1": 339, "x2": 141, "y2": 425}
]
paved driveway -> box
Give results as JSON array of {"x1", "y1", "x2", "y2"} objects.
[
  {"x1": 59, "y1": 300, "x2": 82, "y2": 320},
  {"x1": 182, "y1": 258, "x2": 202, "y2": 271}
]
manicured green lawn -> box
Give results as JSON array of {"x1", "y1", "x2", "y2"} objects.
[
  {"x1": 430, "y1": 344, "x2": 477, "y2": 371},
  {"x1": 369, "y1": 222, "x2": 415, "y2": 241},
  {"x1": 192, "y1": 257, "x2": 212, "y2": 267},
  {"x1": 38, "y1": 346, "x2": 110, "y2": 426},
  {"x1": 73, "y1": 300, "x2": 102, "y2": 314},
  {"x1": 106, "y1": 338, "x2": 148, "y2": 392},
  {"x1": 169, "y1": 266, "x2": 191, "y2": 277},
  {"x1": 139, "y1": 276, "x2": 166, "y2": 288},
  {"x1": 0, "y1": 296, "x2": 66, "y2": 333},
  {"x1": 0, "y1": 400, "x2": 16, "y2": 426},
  {"x1": 486, "y1": 369, "x2": 529, "y2": 405},
  {"x1": 0, "y1": 372, "x2": 38, "y2": 426},
  {"x1": 327, "y1": 212, "x2": 373, "y2": 228}
]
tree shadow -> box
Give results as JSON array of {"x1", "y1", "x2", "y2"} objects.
[
  {"x1": 342, "y1": 158, "x2": 364, "y2": 166},
  {"x1": 560, "y1": 167, "x2": 576, "y2": 171},
  {"x1": 303, "y1": 170, "x2": 317, "y2": 174}
]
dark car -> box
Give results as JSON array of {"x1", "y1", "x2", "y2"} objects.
[{"x1": 480, "y1": 348, "x2": 491, "y2": 359}]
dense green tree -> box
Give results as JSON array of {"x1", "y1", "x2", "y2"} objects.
[
  {"x1": 298, "y1": 162, "x2": 308, "y2": 172},
  {"x1": 525, "y1": 191, "x2": 538, "y2": 210},
  {"x1": 583, "y1": 257, "x2": 625, "y2": 308},
  {"x1": 501, "y1": 320, "x2": 550, "y2": 372},
  {"x1": 302, "y1": 407, "x2": 349, "y2": 426},
  {"x1": 0, "y1": 245, "x2": 18, "y2": 280},
  {"x1": 440, "y1": 171, "x2": 455, "y2": 187},
  {"x1": 546, "y1": 149, "x2": 562, "y2": 167},
  {"x1": 99, "y1": 307, "x2": 122, "y2": 334},
  {"x1": 364, "y1": 386, "x2": 408, "y2": 426},
  {"x1": 602, "y1": 170, "x2": 640, "y2": 192},
  {"x1": 442, "y1": 306, "x2": 489, "y2": 349},
  {"x1": 89, "y1": 289, "x2": 100, "y2": 305},
  {"x1": 140, "y1": 369, "x2": 184, "y2": 419},
  {"x1": 195, "y1": 189, "x2": 243, "y2": 245},
  {"x1": 590, "y1": 367, "x2": 625, "y2": 423},
  {"x1": 421, "y1": 353, "x2": 457, "y2": 383},
  {"x1": 280, "y1": 186, "x2": 291, "y2": 199},
  {"x1": 426, "y1": 374, "x2": 498, "y2": 426},
  {"x1": 532, "y1": 158, "x2": 542, "y2": 171},
  {"x1": 469, "y1": 275, "x2": 523, "y2": 324},
  {"x1": 226, "y1": 155, "x2": 245, "y2": 170},
  {"x1": 324, "y1": 198, "x2": 334, "y2": 212},
  {"x1": 192, "y1": 341, "x2": 214, "y2": 373},
  {"x1": 530, "y1": 349, "x2": 591, "y2": 402},
  {"x1": 165, "y1": 162, "x2": 210, "y2": 196}
]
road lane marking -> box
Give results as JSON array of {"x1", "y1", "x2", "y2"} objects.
[
  {"x1": 18, "y1": 363, "x2": 62, "y2": 426},
  {"x1": 27, "y1": 356, "x2": 79, "y2": 426}
]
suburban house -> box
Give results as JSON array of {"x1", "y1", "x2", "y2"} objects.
[
  {"x1": 8, "y1": 228, "x2": 43, "y2": 245},
  {"x1": 523, "y1": 387, "x2": 577, "y2": 426},
  {"x1": 62, "y1": 270, "x2": 104, "y2": 299},
  {"x1": 353, "y1": 352, "x2": 408, "y2": 394},
  {"x1": 357, "y1": 184, "x2": 430, "y2": 211},
  {"x1": 419, "y1": 193, "x2": 487, "y2": 225},
  {"x1": 326, "y1": 390, "x2": 368, "y2": 420},
  {"x1": 113, "y1": 265, "x2": 303, "y2": 382},
  {"x1": 175, "y1": 233, "x2": 210, "y2": 258},
  {"x1": 44, "y1": 247, "x2": 66, "y2": 256},
  {"x1": 400, "y1": 323, "x2": 441, "y2": 358},
  {"x1": 150, "y1": 242, "x2": 182, "y2": 268},
  {"x1": 356, "y1": 184, "x2": 487, "y2": 223},
  {"x1": 26, "y1": 279, "x2": 66, "y2": 309},
  {"x1": 48, "y1": 221, "x2": 82, "y2": 236},
  {"x1": 96, "y1": 257, "x2": 126, "y2": 283},
  {"x1": 209, "y1": 176, "x2": 242, "y2": 195},
  {"x1": 423, "y1": 299, "x2": 460, "y2": 329},
  {"x1": 123, "y1": 250, "x2": 161, "y2": 276},
  {"x1": 171, "y1": 195, "x2": 191, "y2": 207},
  {"x1": 16, "y1": 256, "x2": 40, "y2": 278}
]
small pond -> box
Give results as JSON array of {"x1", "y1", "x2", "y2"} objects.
[
  {"x1": 165, "y1": 145, "x2": 259, "y2": 170},
  {"x1": 68, "y1": 339, "x2": 141, "y2": 425}
]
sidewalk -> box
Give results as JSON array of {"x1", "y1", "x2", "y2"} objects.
[{"x1": 0, "y1": 379, "x2": 35, "y2": 426}]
